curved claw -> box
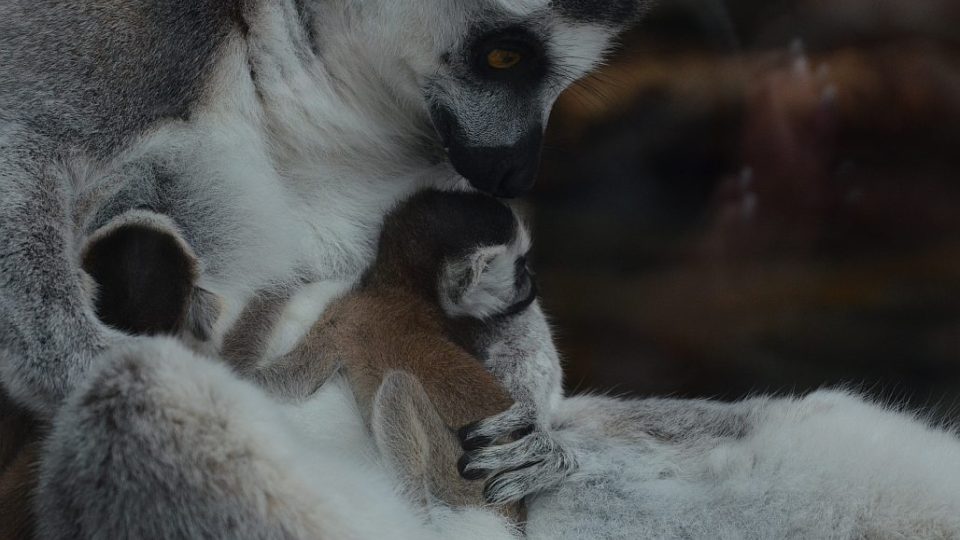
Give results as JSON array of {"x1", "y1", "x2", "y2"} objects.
[
  {"x1": 457, "y1": 452, "x2": 488, "y2": 481},
  {"x1": 458, "y1": 429, "x2": 578, "y2": 501},
  {"x1": 457, "y1": 421, "x2": 494, "y2": 451},
  {"x1": 457, "y1": 402, "x2": 537, "y2": 450},
  {"x1": 483, "y1": 456, "x2": 569, "y2": 505}
]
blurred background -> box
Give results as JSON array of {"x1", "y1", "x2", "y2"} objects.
[{"x1": 531, "y1": 0, "x2": 960, "y2": 417}]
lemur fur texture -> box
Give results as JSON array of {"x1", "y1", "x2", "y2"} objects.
[
  {"x1": 233, "y1": 189, "x2": 545, "y2": 517},
  {"x1": 29, "y1": 190, "x2": 960, "y2": 540},
  {"x1": 5, "y1": 0, "x2": 960, "y2": 538},
  {"x1": 2, "y1": 0, "x2": 646, "y2": 535},
  {"x1": 0, "y1": 0, "x2": 644, "y2": 416}
]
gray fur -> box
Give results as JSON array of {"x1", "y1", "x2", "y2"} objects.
[
  {"x1": 0, "y1": 0, "x2": 652, "y2": 535},
  {"x1": 0, "y1": 0, "x2": 648, "y2": 418},
  {"x1": 524, "y1": 392, "x2": 960, "y2": 539},
  {"x1": 35, "y1": 339, "x2": 325, "y2": 540},
  {"x1": 34, "y1": 340, "x2": 960, "y2": 538},
  {"x1": 36, "y1": 338, "x2": 521, "y2": 540},
  {"x1": 458, "y1": 302, "x2": 580, "y2": 504},
  {"x1": 0, "y1": 0, "x2": 235, "y2": 156}
]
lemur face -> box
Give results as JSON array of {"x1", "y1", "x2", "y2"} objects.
[
  {"x1": 439, "y1": 215, "x2": 536, "y2": 321},
  {"x1": 374, "y1": 190, "x2": 536, "y2": 320},
  {"x1": 341, "y1": 0, "x2": 650, "y2": 197},
  {"x1": 425, "y1": 1, "x2": 648, "y2": 198}
]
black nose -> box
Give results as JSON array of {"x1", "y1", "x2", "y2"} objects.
[
  {"x1": 447, "y1": 134, "x2": 542, "y2": 198},
  {"x1": 430, "y1": 104, "x2": 543, "y2": 198}
]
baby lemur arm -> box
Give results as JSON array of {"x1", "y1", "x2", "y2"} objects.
[
  {"x1": 454, "y1": 302, "x2": 576, "y2": 505},
  {"x1": 261, "y1": 289, "x2": 512, "y2": 426}
]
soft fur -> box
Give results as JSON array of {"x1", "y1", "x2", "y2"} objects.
[
  {"x1": 5, "y1": 0, "x2": 960, "y2": 538},
  {"x1": 1, "y1": 0, "x2": 644, "y2": 535},
  {"x1": 36, "y1": 338, "x2": 520, "y2": 539},
  {"x1": 32, "y1": 338, "x2": 960, "y2": 539},
  {"x1": 526, "y1": 391, "x2": 960, "y2": 539},
  {"x1": 0, "y1": 0, "x2": 644, "y2": 416}
]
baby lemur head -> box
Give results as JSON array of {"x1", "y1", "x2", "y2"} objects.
[{"x1": 370, "y1": 189, "x2": 536, "y2": 320}]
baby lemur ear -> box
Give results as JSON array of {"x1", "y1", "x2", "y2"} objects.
[
  {"x1": 439, "y1": 226, "x2": 536, "y2": 321},
  {"x1": 80, "y1": 210, "x2": 220, "y2": 340}
]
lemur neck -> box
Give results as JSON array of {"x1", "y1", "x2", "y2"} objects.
[{"x1": 241, "y1": 0, "x2": 446, "y2": 180}]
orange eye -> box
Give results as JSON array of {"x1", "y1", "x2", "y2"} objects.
[{"x1": 487, "y1": 49, "x2": 522, "y2": 69}]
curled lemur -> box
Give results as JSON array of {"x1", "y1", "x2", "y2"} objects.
[
  {"x1": 5, "y1": 0, "x2": 957, "y2": 537},
  {"x1": 223, "y1": 188, "x2": 574, "y2": 504},
  {"x1": 22, "y1": 196, "x2": 528, "y2": 539},
  {"x1": 241, "y1": 189, "x2": 540, "y2": 513}
]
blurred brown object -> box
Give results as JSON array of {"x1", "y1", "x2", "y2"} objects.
[
  {"x1": 531, "y1": 0, "x2": 960, "y2": 415},
  {"x1": 0, "y1": 390, "x2": 40, "y2": 540}
]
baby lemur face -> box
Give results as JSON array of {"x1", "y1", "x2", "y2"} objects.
[
  {"x1": 373, "y1": 189, "x2": 536, "y2": 321},
  {"x1": 439, "y1": 221, "x2": 534, "y2": 320}
]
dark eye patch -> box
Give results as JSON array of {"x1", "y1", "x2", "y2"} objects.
[{"x1": 469, "y1": 26, "x2": 548, "y2": 88}]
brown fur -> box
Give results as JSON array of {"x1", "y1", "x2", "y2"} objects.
[
  {"x1": 274, "y1": 285, "x2": 518, "y2": 516},
  {"x1": 297, "y1": 289, "x2": 512, "y2": 427},
  {"x1": 372, "y1": 372, "x2": 493, "y2": 510},
  {"x1": 0, "y1": 390, "x2": 41, "y2": 540},
  {"x1": 257, "y1": 191, "x2": 527, "y2": 515}
]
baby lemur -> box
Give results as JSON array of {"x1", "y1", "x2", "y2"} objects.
[{"x1": 251, "y1": 189, "x2": 539, "y2": 511}]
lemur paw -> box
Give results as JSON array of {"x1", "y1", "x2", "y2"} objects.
[
  {"x1": 457, "y1": 403, "x2": 535, "y2": 449},
  {"x1": 457, "y1": 430, "x2": 577, "y2": 504}
]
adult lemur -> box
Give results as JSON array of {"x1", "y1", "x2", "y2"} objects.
[
  {"x1": 1, "y1": 0, "x2": 645, "y2": 533},
  {"x1": 0, "y1": 0, "x2": 648, "y2": 415}
]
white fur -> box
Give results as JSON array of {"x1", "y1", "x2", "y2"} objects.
[
  {"x1": 261, "y1": 279, "x2": 355, "y2": 361},
  {"x1": 38, "y1": 337, "x2": 519, "y2": 539},
  {"x1": 27, "y1": 1, "x2": 956, "y2": 538}
]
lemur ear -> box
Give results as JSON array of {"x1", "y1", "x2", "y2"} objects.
[
  {"x1": 81, "y1": 210, "x2": 220, "y2": 340},
  {"x1": 439, "y1": 245, "x2": 516, "y2": 320},
  {"x1": 454, "y1": 247, "x2": 502, "y2": 294}
]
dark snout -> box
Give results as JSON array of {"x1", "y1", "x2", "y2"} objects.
[{"x1": 431, "y1": 105, "x2": 543, "y2": 198}]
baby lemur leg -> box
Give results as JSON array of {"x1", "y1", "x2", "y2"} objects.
[
  {"x1": 249, "y1": 321, "x2": 342, "y2": 402},
  {"x1": 372, "y1": 371, "x2": 524, "y2": 519}
]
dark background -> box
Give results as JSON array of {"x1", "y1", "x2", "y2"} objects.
[{"x1": 531, "y1": 0, "x2": 960, "y2": 417}]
